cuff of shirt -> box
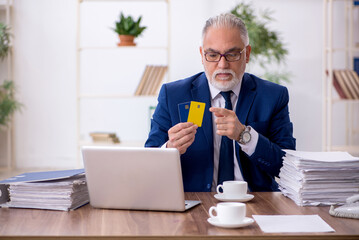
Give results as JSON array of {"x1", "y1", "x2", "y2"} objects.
[
  {"x1": 161, "y1": 141, "x2": 168, "y2": 148},
  {"x1": 238, "y1": 126, "x2": 258, "y2": 156}
]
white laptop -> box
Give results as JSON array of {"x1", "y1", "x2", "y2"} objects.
[{"x1": 82, "y1": 146, "x2": 201, "y2": 212}]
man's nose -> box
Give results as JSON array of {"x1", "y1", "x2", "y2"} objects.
[{"x1": 217, "y1": 55, "x2": 229, "y2": 68}]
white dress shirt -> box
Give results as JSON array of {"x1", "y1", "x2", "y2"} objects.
[{"x1": 208, "y1": 82, "x2": 259, "y2": 191}]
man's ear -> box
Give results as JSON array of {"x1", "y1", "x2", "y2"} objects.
[
  {"x1": 245, "y1": 45, "x2": 251, "y2": 63},
  {"x1": 199, "y1": 46, "x2": 204, "y2": 65}
]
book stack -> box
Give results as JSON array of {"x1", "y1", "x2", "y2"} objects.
[
  {"x1": 90, "y1": 132, "x2": 120, "y2": 143},
  {"x1": 135, "y1": 65, "x2": 168, "y2": 96},
  {"x1": 0, "y1": 169, "x2": 89, "y2": 211},
  {"x1": 354, "y1": 57, "x2": 359, "y2": 75},
  {"x1": 332, "y1": 69, "x2": 359, "y2": 99},
  {"x1": 279, "y1": 150, "x2": 359, "y2": 206}
]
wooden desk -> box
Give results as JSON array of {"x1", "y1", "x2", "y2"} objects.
[{"x1": 0, "y1": 192, "x2": 358, "y2": 239}]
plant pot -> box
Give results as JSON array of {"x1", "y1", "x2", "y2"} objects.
[{"x1": 117, "y1": 35, "x2": 136, "y2": 46}]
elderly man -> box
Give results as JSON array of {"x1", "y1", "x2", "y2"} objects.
[{"x1": 145, "y1": 13, "x2": 296, "y2": 192}]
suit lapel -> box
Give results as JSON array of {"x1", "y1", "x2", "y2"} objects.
[
  {"x1": 235, "y1": 73, "x2": 257, "y2": 183},
  {"x1": 191, "y1": 73, "x2": 213, "y2": 147},
  {"x1": 235, "y1": 73, "x2": 257, "y2": 124}
]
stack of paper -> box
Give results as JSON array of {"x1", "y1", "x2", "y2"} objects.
[
  {"x1": 279, "y1": 150, "x2": 359, "y2": 206},
  {"x1": 0, "y1": 169, "x2": 89, "y2": 211}
]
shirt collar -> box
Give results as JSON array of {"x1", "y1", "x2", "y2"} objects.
[{"x1": 208, "y1": 77, "x2": 242, "y2": 100}]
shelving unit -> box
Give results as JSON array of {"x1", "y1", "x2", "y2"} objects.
[
  {"x1": 76, "y1": 0, "x2": 170, "y2": 165},
  {"x1": 0, "y1": 0, "x2": 13, "y2": 169},
  {"x1": 322, "y1": 0, "x2": 359, "y2": 155}
]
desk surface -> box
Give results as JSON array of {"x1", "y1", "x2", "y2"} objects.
[{"x1": 0, "y1": 192, "x2": 358, "y2": 240}]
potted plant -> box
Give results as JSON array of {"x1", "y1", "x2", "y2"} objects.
[
  {"x1": 0, "y1": 22, "x2": 22, "y2": 129},
  {"x1": 0, "y1": 80, "x2": 22, "y2": 129},
  {"x1": 230, "y1": 3, "x2": 290, "y2": 84},
  {"x1": 112, "y1": 12, "x2": 147, "y2": 46},
  {"x1": 0, "y1": 23, "x2": 10, "y2": 60}
]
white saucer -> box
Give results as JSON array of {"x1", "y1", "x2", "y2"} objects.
[
  {"x1": 214, "y1": 193, "x2": 254, "y2": 202},
  {"x1": 207, "y1": 217, "x2": 254, "y2": 228}
]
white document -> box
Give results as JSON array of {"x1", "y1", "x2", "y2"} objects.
[
  {"x1": 284, "y1": 150, "x2": 359, "y2": 162},
  {"x1": 252, "y1": 215, "x2": 335, "y2": 233}
]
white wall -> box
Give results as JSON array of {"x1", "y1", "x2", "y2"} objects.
[
  {"x1": 12, "y1": 0, "x2": 78, "y2": 168},
  {"x1": 9, "y1": 0, "x2": 357, "y2": 169},
  {"x1": 169, "y1": 0, "x2": 325, "y2": 154}
]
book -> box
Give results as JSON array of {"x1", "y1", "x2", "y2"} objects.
[
  {"x1": 153, "y1": 66, "x2": 168, "y2": 95},
  {"x1": 134, "y1": 65, "x2": 168, "y2": 96},
  {"x1": 148, "y1": 66, "x2": 168, "y2": 95},
  {"x1": 333, "y1": 70, "x2": 354, "y2": 99},
  {"x1": 346, "y1": 70, "x2": 359, "y2": 99},
  {"x1": 332, "y1": 70, "x2": 347, "y2": 99},
  {"x1": 350, "y1": 70, "x2": 359, "y2": 93},
  {"x1": 354, "y1": 57, "x2": 359, "y2": 75},
  {"x1": 91, "y1": 136, "x2": 120, "y2": 143},
  {"x1": 89, "y1": 132, "x2": 117, "y2": 138},
  {"x1": 143, "y1": 65, "x2": 161, "y2": 95},
  {"x1": 0, "y1": 169, "x2": 89, "y2": 211},
  {"x1": 89, "y1": 132, "x2": 120, "y2": 143},
  {"x1": 136, "y1": 65, "x2": 155, "y2": 96},
  {"x1": 340, "y1": 70, "x2": 359, "y2": 99},
  {"x1": 134, "y1": 65, "x2": 152, "y2": 96}
]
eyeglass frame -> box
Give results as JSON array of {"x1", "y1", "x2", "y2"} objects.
[{"x1": 204, "y1": 47, "x2": 246, "y2": 62}]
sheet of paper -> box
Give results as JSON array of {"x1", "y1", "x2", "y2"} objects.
[
  {"x1": 284, "y1": 149, "x2": 359, "y2": 162},
  {"x1": 252, "y1": 215, "x2": 335, "y2": 233}
]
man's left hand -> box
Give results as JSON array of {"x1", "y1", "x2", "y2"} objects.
[{"x1": 209, "y1": 107, "x2": 245, "y2": 141}]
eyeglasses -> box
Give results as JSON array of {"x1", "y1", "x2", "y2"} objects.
[{"x1": 204, "y1": 48, "x2": 246, "y2": 62}]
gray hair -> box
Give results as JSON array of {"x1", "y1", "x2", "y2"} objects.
[{"x1": 202, "y1": 13, "x2": 249, "y2": 46}]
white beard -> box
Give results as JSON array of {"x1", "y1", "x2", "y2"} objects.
[{"x1": 205, "y1": 68, "x2": 242, "y2": 91}]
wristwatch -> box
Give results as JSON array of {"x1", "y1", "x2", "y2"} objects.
[{"x1": 238, "y1": 126, "x2": 251, "y2": 144}]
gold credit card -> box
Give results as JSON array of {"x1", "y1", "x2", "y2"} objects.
[{"x1": 187, "y1": 101, "x2": 205, "y2": 127}]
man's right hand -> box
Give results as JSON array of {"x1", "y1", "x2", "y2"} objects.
[{"x1": 167, "y1": 122, "x2": 198, "y2": 154}]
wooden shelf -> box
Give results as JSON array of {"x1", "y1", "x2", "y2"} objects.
[
  {"x1": 76, "y1": 0, "x2": 170, "y2": 166},
  {"x1": 81, "y1": 0, "x2": 168, "y2": 2},
  {"x1": 325, "y1": 47, "x2": 359, "y2": 52},
  {"x1": 322, "y1": 0, "x2": 359, "y2": 153},
  {"x1": 79, "y1": 140, "x2": 145, "y2": 147},
  {"x1": 328, "y1": 145, "x2": 359, "y2": 155},
  {"x1": 331, "y1": 98, "x2": 359, "y2": 103},
  {"x1": 79, "y1": 46, "x2": 168, "y2": 51},
  {"x1": 78, "y1": 94, "x2": 157, "y2": 99}
]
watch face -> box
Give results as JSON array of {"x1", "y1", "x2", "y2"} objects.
[{"x1": 242, "y1": 131, "x2": 251, "y2": 144}]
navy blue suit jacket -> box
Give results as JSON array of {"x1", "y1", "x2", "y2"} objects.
[{"x1": 145, "y1": 72, "x2": 296, "y2": 192}]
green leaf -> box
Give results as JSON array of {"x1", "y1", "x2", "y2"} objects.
[
  {"x1": 0, "y1": 22, "x2": 11, "y2": 60},
  {"x1": 112, "y1": 12, "x2": 147, "y2": 37},
  {"x1": 0, "y1": 80, "x2": 23, "y2": 127},
  {"x1": 230, "y1": 2, "x2": 290, "y2": 85}
]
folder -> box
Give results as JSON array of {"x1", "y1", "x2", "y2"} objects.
[{"x1": 0, "y1": 169, "x2": 89, "y2": 211}]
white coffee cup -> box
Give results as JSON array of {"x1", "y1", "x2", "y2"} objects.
[
  {"x1": 216, "y1": 180, "x2": 247, "y2": 198},
  {"x1": 209, "y1": 202, "x2": 246, "y2": 224}
]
